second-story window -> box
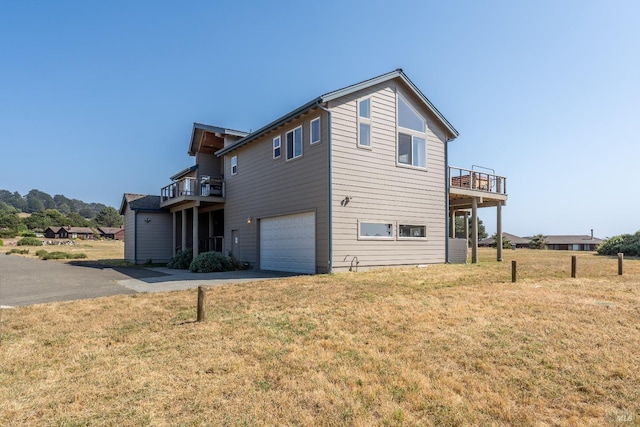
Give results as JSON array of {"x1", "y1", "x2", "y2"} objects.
[
  {"x1": 273, "y1": 136, "x2": 281, "y2": 159},
  {"x1": 286, "y1": 126, "x2": 302, "y2": 160},
  {"x1": 397, "y1": 94, "x2": 427, "y2": 168},
  {"x1": 231, "y1": 155, "x2": 238, "y2": 175},
  {"x1": 358, "y1": 97, "x2": 371, "y2": 148},
  {"x1": 310, "y1": 117, "x2": 320, "y2": 144}
]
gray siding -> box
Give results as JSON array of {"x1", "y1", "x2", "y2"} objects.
[
  {"x1": 195, "y1": 152, "x2": 222, "y2": 178},
  {"x1": 123, "y1": 205, "x2": 173, "y2": 264},
  {"x1": 330, "y1": 80, "x2": 449, "y2": 270},
  {"x1": 222, "y1": 110, "x2": 330, "y2": 273}
]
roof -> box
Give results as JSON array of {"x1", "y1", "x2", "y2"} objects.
[
  {"x1": 188, "y1": 123, "x2": 249, "y2": 156},
  {"x1": 170, "y1": 165, "x2": 198, "y2": 181},
  {"x1": 98, "y1": 227, "x2": 124, "y2": 235},
  {"x1": 479, "y1": 232, "x2": 530, "y2": 246},
  {"x1": 216, "y1": 69, "x2": 459, "y2": 157},
  {"x1": 119, "y1": 194, "x2": 166, "y2": 215},
  {"x1": 62, "y1": 226, "x2": 95, "y2": 234}
]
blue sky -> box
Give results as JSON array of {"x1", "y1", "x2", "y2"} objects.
[{"x1": 1, "y1": 1, "x2": 638, "y2": 238}]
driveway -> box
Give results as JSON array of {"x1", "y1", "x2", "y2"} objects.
[{"x1": 0, "y1": 255, "x2": 295, "y2": 307}]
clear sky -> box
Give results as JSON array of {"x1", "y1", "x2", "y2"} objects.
[{"x1": 1, "y1": 1, "x2": 638, "y2": 238}]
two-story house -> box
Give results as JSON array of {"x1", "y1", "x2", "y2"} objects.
[{"x1": 120, "y1": 69, "x2": 508, "y2": 272}]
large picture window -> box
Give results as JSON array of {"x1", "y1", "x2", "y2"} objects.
[
  {"x1": 286, "y1": 126, "x2": 302, "y2": 160},
  {"x1": 397, "y1": 94, "x2": 427, "y2": 168},
  {"x1": 358, "y1": 221, "x2": 393, "y2": 240}
]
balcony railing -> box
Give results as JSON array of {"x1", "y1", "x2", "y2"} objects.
[
  {"x1": 161, "y1": 176, "x2": 224, "y2": 202},
  {"x1": 449, "y1": 167, "x2": 507, "y2": 195}
]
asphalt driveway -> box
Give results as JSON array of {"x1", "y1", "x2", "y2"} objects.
[{"x1": 0, "y1": 255, "x2": 295, "y2": 307}]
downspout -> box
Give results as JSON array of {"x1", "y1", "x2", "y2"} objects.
[
  {"x1": 444, "y1": 137, "x2": 451, "y2": 263},
  {"x1": 316, "y1": 101, "x2": 332, "y2": 273}
]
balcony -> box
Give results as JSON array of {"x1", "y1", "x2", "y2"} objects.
[
  {"x1": 449, "y1": 166, "x2": 507, "y2": 209},
  {"x1": 160, "y1": 176, "x2": 225, "y2": 207}
]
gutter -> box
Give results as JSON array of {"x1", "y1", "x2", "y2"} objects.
[{"x1": 316, "y1": 101, "x2": 332, "y2": 273}]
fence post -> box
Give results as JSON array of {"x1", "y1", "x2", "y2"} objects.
[
  {"x1": 571, "y1": 256, "x2": 577, "y2": 278},
  {"x1": 511, "y1": 260, "x2": 517, "y2": 283},
  {"x1": 618, "y1": 253, "x2": 624, "y2": 276},
  {"x1": 197, "y1": 286, "x2": 206, "y2": 322}
]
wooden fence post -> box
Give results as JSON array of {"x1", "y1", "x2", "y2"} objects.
[
  {"x1": 618, "y1": 253, "x2": 624, "y2": 276},
  {"x1": 571, "y1": 256, "x2": 577, "y2": 278},
  {"x1": 197, "y1": 286, "x2": 206, "y2": 322},
  {"x1": 511, "y1": 260, "x2": 517, "y2": 283}
]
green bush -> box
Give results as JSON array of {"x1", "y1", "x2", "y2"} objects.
[
  {"x1": 0, "y1": 239, "x2": 3, "y2": 246},
  {"x1": 6, "y1": 248, "x2": 29, "y2": 255},
  {"x1": 21, "y1": 231, "x2": 37, "y2": 237},
  {"x1": 597, "y1": 231, "x2": 640, "y2": 257},
  {"x1": 36, "y1": 250, "x2": 88, "y2": 260},
  {"x1": 17, "y1": 237, "x2": 43, "y2": 246},
  {"x1": 167, "y1": 249, "x2": 193, "y2": 269},
  {"x1": 35, "y1": 249, "x2": 48, "y2": 257},
  {"x1": 228, "y1": 252, "x2": 249, "y2": 270},
  {"x1": 189, "y1": 251, "x2": 232, "y2": 273}
]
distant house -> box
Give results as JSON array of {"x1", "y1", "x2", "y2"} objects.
[
  {"x1": 44, "y1": 226, "x2": 95, "y2": 240},
  {"x1": 119, "y1": 194, "x2": 173, "y2": 264},
  {"x1": 480, "y1": 232, "x2": 603, "y2": 251},
  {"x1": 97, "y1": 227, "x2": 125, "y2": 240},
  {"x1": 59, "y1": 226, "x2": 94, "y2": 240}
]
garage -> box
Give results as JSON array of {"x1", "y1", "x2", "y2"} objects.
[{"x1": 260, "y1": 212, "x2": 316, "y2": 274}]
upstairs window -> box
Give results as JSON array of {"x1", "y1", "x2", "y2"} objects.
[
  {"x1": 273, "y1": 136, "x2": 281, "y2": 159},
  {"x1": 310, "y1": 117, "x2": 321, "y2": 144},
  {"x1": 358, "y1": 98, "x2": 371, "y2": 148},
  {"x1": 397, "y1": 94, "x2": 427, "y2": 168},
  {"x1": 286, "y1": 126, "x2": 302, "y2": 160},
  {"x1": 231, "y1": 155, "x2": 238, "y2": 175}
]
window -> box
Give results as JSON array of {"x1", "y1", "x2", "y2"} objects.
[
  {"x1": 231, "y1": 155, "x2": 237, "y2": 175},
  {"x1": 310, "y1": 117, "x2": 320, "y2": 144},
  {"x1": 286, "y1": 126, "x2": 302, "y2": 160},
  {"x1": 397, "y1": 94, "x2": 427, "y2": 168},
  {"x1": 273, "y1": 136, "x2": 281, "y2": 159},
  {"x1": 358, "y1": 98, "x2": 371, "y2": 147},
  {"x1": 398, "y1": 224, "x2": 427, "y2": 239},
  {"x1": 358, "y1": 221, "x2": 393, "y2": 240}
]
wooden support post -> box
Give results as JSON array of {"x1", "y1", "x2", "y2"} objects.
[
  {"x1": 511, "y1": 260, "x2": 517, "y2": 283},
  {"x1": 618, "y1": 253, "x2": 624, "y2": 276},
  {"x1": 197, "y1": 286, "x2": 206, "y2": 322},
  {"x1": 571, "y1": 256, "x2": 577, "y2": 278}
]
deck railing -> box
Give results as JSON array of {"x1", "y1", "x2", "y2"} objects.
[
  {"x1": 449, "y1": 167, "x2": 507, "y2": 195},
  {"x1": 161, "y1": 176, "x2": 224, "y2": 202}
]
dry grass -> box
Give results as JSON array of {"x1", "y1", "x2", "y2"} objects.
[
  {"x1": 4, "y1": 238, "x2": 124, "y2": 264},
  {"x1": 1, "y1": 249, "x2": 639, "y2": 426}
]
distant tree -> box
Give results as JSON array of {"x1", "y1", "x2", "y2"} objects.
[
  {"x1": 0, "y1": 211, "x2": 20, "y2": 237},
  {"x1": 94, "y1": 207, "x2": 124, "y2": 227},
  {"x1": 22, "y1": 209, "x2": 68, "y2": 231},
  {"x1": 454, "y1": 216, "x2": 488, "y2": 240},
  {"x1": 66, "y1": 212, "x2": 91, "y2": 227},
  {"x1": 25, "y1": 189, "x2": 55, "y2": 212},
  {"x1": 529, "y1": 234, "x2": 547, "y2": 250},
  {"x1": 597, "y1": 231, "x2": 640, "y2": 257},
  {"x1": 490, "y1": 233, "x2": 513, "y2": 249}
]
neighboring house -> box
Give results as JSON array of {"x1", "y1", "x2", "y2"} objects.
[
  {"x1": 44, "y1": 226, "x2": 61, "y2": 239},
  {"x1": 122, "y1": 69, "x2": 508, "y2": 270},
  {"x1": 479, "y1": 232, "x2": 530, "y2": 248},
  {"x1": 119, "y1": 194, "x2": 173, "y2": 263},
  {"x1": 58, "y1": 226, "x2": 94, "y2": 240},
  {"x1": 97, "y1": 227, "x2": 125, "y2": 240},
  {"x1": 543, "y1": 234, "x2": 603, "y2": 251}
]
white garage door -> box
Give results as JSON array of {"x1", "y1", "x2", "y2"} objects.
[{"x1": 260, "y1": 212, "x2": 315, "y2": 274}]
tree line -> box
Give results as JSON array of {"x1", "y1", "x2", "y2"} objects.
[{"x1": 0, "y1": 188, "x2": 122, "y2": 238}]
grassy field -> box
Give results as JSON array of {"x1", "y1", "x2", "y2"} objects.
[
  {"x1": 3, "y1": 238, "x2": 125, "y2": 264},
  {"x1": 1, "y1": 249, "x2": 639, "y2": 426}
]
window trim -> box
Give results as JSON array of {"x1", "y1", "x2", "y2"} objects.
[
  {"x1": 357, "y1": 97, "x2": 372, "y2": 149},
  {"x1": 357, "y1": 220, "x2": 394, "y2": 240},
  {"x1": 310, "y1": 117, "x2": 321, "y2": 145},
  {"x1": 273, "y1": 135, "x2": 281, "y2": 159},
  {"x1": 231, "y1": 155, "x2": 238, "y2": 175},
  {"x1": 286, "y1": 125, "x2": 303, "y2": 161},
  {"x1": 397, "y1": 223, "x2": 428, "y2": 240},
  {"x1": 396, "y1": 93, "x2": 427, "y2": 169}
]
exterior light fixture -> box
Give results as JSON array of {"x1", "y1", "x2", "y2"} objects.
[
  {"x1": 246, "y1": 217, "x2": 253, "y2": 224},
  {"x1": 144, "y1": 218, "x2": 151, "y2": 223}
]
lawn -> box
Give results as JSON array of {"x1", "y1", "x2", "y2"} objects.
[
  {"x1": 3, "y1": 238, "x2": 125, "y2": 264},
  {"x1": 1, "y1": 249, "x2": 639, "y2": 426}
]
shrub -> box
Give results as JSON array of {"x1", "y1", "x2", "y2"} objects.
[
  {"x1": 598, "y1": 231, "x2": 640, "y2": 257},
  {"x1": 37, "y1": 250, "x2": 88, "y2": 260},
  {"x1": 35, "y1": 249, "x2": 48, "y2": 257},
  {"x1": 17, "y1": 237, "x2": 43, "y2": 246},
  {"x1": 6, "y1": 248, "x2": 29, "y2": 255},
  {"x1": 228, "y1": 252, "x2": 249, "y2": 270},
  {"x1": 167, "y1": 249, "x2": 193, "y2": 269},
  {"x1": 0, "y1": 239, "x2": 3, "y2": 246},
  {"x1": 189, "y1": 251, "x2": 232, "y2": 273},
  {"x1": 21, "y1": 231, "x2": 36, "y2": 237}
]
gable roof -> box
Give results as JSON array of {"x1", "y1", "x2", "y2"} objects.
[
  {"x1": 216, "y1": 69, "x2": 459, "y2": 157},
  {"x1": 119, "y1": 194, "x2": 165, "y2": 215},
  {"x1": 98, "y1": 227, "x2": 124, "y2": 235},
  {"x1": 188, "y1": 123, "x2": 249, "y2": 156},
  {"x1": 543, "y1": 235, "x2": 603, "y2": 245},
  {"x1": 479, "y1": 232, "x2": 530, "y2": 246}
]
